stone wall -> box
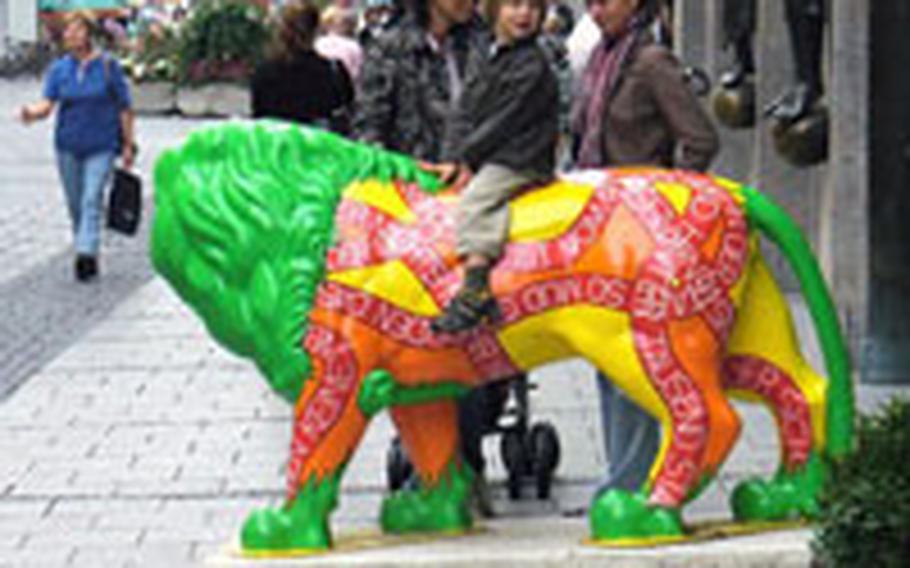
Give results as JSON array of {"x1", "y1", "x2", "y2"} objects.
[
  {"x1": 0, "y1": 0, "x2": 8, "y2": 55},
  {"x1": 5, "y1": 0, "x2": 37, "y2": 42}
]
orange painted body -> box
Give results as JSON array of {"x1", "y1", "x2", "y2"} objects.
[{"x1": 287, "y1": 168, "x2": 827, "y2": 508}]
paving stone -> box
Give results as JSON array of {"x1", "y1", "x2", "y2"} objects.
[
  {"x1": 22, "y1": 526, "x2": 141, "y2": 549},
  {"x1": 126, "y1": 541, "x2": 198, "y2": 568},
  {"x1": 0, "y1": 544, "x2": 76, "y2": 568},
  {"x1": 0, "y1": 93, "x2": 213, "y2": 403}
]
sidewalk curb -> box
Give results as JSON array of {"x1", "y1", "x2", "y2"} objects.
[{"x1": 205, "y1": 518, "x2": 812, "y2": 567}]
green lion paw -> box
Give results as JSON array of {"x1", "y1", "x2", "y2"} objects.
[
  {"x1": 589, "y1": 489, "x2": 684, "y2": 543},
  {"x1": 732, "y1": 451, "x2": 825, "y2": 521},
  {"x1": 381, "y1": 462, "x2": 473, "y2": 534},
  {"x1": 241, "y1": 505, "x2": 330, "y2": 552},
  {"x1": 381, "y1": 490, "x2": 472, "y2": 534},
  {"x1": 240, "y1": 473, "x2": 341, "y2": 553}
]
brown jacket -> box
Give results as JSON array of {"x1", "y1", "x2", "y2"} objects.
[{"x1": 592, "y1": 37, "x2": 719, "y2": 171}]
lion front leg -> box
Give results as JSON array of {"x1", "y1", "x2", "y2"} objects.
[
  {"x1": 241, "y1": 324, "x2": 372, "y2": 553},
  {"x1": 381, "y1": 399, "x2": 474, "y2": 535}
]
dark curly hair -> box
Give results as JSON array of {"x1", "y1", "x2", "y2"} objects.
[
  {"x1": 270, "y1": 0, "x2": 321, "y2": 61},
  {"x1": 405, "y1": 0, "x2": 431, "y2": 28}
]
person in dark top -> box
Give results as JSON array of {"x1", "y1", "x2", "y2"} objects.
[
  {"x1": 356, "y1": 0, "x2": 509, "y2": 517},
  {"x1": 250, "y1": 0, "x2": 353, "y2": 132},
  {"x1": 428, "y1": 0, "x2": 558, "y2": 333},
  {"x1": 355, "y1": 0, "x2": 489, "y2": 162}
]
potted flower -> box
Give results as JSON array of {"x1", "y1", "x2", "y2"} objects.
[
  {"x1": 175, "y1": 0, "x2": 268, "y2": 117},
  {"x1": 124, "y1": 21, "x2": 180, "y2": 114}
]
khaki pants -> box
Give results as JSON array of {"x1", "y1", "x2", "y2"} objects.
[{"x1": 456, "y1": 164, "x2": 543, "y2": 259}]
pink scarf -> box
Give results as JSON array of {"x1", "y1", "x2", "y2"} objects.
[{"x1": 573, "y1": 16, "x2": 645, "y2": 168}]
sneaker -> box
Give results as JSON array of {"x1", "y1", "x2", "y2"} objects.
[{"x1": 431, "y1": 288, "x2": 501, "y2": 333}]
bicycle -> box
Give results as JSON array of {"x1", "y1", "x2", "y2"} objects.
[{"x1": 0, "y1": 37, "x2": 56, "y2": 79}]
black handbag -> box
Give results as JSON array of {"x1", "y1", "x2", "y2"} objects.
[{"x1": 107, "y1": 167, "x2": 142, "y2": 236}]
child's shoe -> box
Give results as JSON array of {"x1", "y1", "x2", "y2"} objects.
[{"x1": 431, "y1": 266, "x2": 500, "y2": 333}]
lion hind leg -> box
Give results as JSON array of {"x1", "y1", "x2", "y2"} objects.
[
  {"x1": 390, "y1": 400, "x2": 462, "y2": 486},
  {"x1": 723, "y1": 257, "x2": 827, "y2": 521},
  {"x1": 725, "y1": 256, "x2": 826, "y2": 464}
]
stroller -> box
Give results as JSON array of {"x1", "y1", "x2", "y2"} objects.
[{"x1": 385, "y1": 375, "x2": 561, "y2": 500}]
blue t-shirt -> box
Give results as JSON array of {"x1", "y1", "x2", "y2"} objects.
[{"x1": 43, "y1": 53, "x2": 132, "y2": 157}]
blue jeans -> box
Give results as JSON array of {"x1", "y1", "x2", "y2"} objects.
[
  {"x1": 595, "y1": 374, "x2": 660, "y2": 495},
  {"x1": 55, "y1": 150, "x2": 116, "y2": 256}
]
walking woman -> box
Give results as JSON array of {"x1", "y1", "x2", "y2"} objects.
[
  {"x1": 571, "y1": 0, "x2": 718, "y2": 497},
  {"x1": 19, "y1": 11, "x2": 135, "y2": 282}
]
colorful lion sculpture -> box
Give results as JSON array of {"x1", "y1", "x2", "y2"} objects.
[{"x1": 150, "y1": 122, "x2": 853, "y2": 553}]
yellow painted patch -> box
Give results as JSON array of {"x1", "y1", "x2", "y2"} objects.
[
  {"x1": 654, "y1": 181, "x2": 692, "y2": 215},
  {"x1": 343, "y1": 179, "x2": 416, "y2": 224},
  {"x1": 329, "y1": 260, "x2": 440, "y2": 316},
  {"x1": 712, "y1": 176, "x2": 746, "y2": 205},
  {"x1": 727, "y1": 254, "x2": 827, "y2": 448},
  {"x1": 497, "y1": 305, "x2": 672, "y2": 482},
  {"x1": 437, "y1": 192, "x2": 459, "y2": 205},
  {"x1": 508, "y1": 180, "x2": 595, "y2": 242},
  {"x1": 726, "y1": 234, "x2": 758, "y2": 307}
]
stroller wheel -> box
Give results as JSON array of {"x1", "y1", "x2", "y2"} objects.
[
  {"x1": 507, "y1": 472, "x2": 523, "y2": 500},
  {"x1": 535, "y1": 468, "x2": 553, "y2": 500},
  {"x1": 385, "y1": 437, "x2": 413, "y2": 491},
  {"x1": 528, "y1": 422, "x2": 560, "y2": 499},
  {"x1": 500, "y1": 429, "x2": 528, "y2": 500}
]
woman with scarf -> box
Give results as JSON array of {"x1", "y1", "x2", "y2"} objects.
[{"x1": 570, "y1": 0, "x2": 719, "y2": 497}]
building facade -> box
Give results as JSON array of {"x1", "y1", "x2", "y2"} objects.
[
  {"x1": 673, "y1": 0, "x2": 907, "y2": 384},
  {"x1": 2, "y1": 0, "x2": 37, "y2": 46}
]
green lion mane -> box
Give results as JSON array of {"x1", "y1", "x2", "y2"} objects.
[{"x1": 151, "y1": 121, "x2": 441, "y2": 402}]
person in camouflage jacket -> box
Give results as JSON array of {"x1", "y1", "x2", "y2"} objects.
[
  {"x1": 354, "y1": 0, "x2": 489, "y2": 162},
  {"x1": 354, "y1": 0, "x2": 517, "y2": 518}
]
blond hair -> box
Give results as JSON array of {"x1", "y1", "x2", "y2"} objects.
[
  {"x1": 62, "y1": 10, "x2": 98, "y2": 35},
  {"x1": 321, "y1": 5, "x2": 358, "y2": 36}
]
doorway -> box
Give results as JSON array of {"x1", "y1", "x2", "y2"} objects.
[{"x1": 866, "y1": 1, "x2": 910, "y2": 383}]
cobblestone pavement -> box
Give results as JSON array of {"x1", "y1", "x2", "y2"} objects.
[
  {"x1": 0, "y1": 79, "x2": 908, "y2": 567},
  {"x1": 0, "y1": 276, "x2": 905, "y2": 568},
  {"x1": 0, "y1": 78, "x2": 213, "y2": 401}
]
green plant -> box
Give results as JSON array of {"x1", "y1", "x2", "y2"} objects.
[
  {"x1": 812, "y1": 397, "x2": 910, "y2": 567},
  {"x1": 124, "y1": 23, "x2": 180, "y2": 83},
  {"x1": 176, "y1": 0, "x2": 268, "y2": 85}
]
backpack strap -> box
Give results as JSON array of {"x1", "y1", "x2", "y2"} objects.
[{"x1": 101, "y1": 53, "x2": 120, "y2": 105}]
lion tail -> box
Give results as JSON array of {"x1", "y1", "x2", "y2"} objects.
[{"x1": 743, "y1": 186, "x2": 854, "y2": 458}]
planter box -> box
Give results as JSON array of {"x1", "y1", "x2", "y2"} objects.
[
  {"x1": 131, "y1": 81, "x2": 177, "y2": 115},
  {"x1": 176, "y1": 83, "x2": 250, "y2": 118}
]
